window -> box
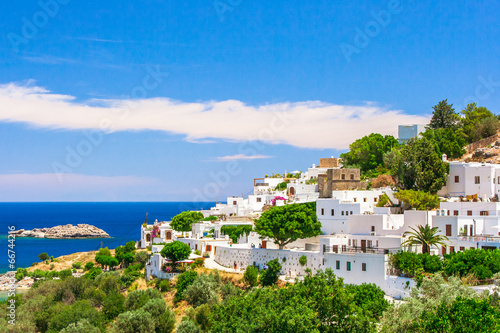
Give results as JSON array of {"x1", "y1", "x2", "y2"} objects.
[
  {"x1": 362, "y1": 263, "x2": 366, "y2": 271},
  {"x1": 467, "y1": 210, "x2": 472, "y2": 216},
  {"x1": 353, "y1": 239, "x2": 357, "y2": 247},
  {"x1": 475, "y1": 176, "x2": 480, "y2": 184},
  {"x1": 446, "y1": 224, "x2": 452, "y2": 237},
  {"x1": 348, "y1": 239, "x2": 351, "y2": 246},
  {"x1": 321, "y1": 208, "x2": 324, "y2": 215},
  {"x1": 480, "y1": 211, "x2": 489, "y2": 216},
  {"x1": 233, "y1": 201, "x2": 237, "y2": 205},
  {"x1": 350, "y1": 211, "x2": 353, "y2": 215},
  {"x1": 453, "y1": 210, "x2": 459, "y2": 216},
  {"x1": 336, "y1": 260, "x2": 340, "y2": 269},
  {"x1": 354, "y1": 198, "x2": 357, "y2": 202},
  {"x1": 331, "y1": 209, "x2": 334, "y2": 216},
  {"x1": 341, "y1": 245, "x2": 346, "y2": 252},
  {"x1": 459, "y1": 246, "x2": 465, "y2": 251},
  {"x1": 256, "y1": 197, "x2": 261, "y2": 203},
  {"x1": 341, "y1": 174, "x2": 346, "y2": 180},
  {"x1": 367, "y1": 240, "x2": 372, "y2": 248},
  {"x1": 455, "y1": 175, "x2": 460, "y2": 183},
  {"x1": 450, "y1": 246, "x2": 455, "y2": 253},
  {"x1": 347, "y1": 262, "x2": 351, "y2": 271},
  {"x1": 371, "y1": 226, "x2": 375, "y2": 232},
  {"x1": 376, "y1": 240, "x2": 379, "y2": 247},
  {"x1": 350, "y1": 174, "x2": 354, "y2": 180},
  {"x1": 363, "y1": 198, "x2": 367, "y2": 202},
  {"x1": 342, "y1": 211, "x2": 345, "y2": 216},
  {"x1": 374, "y1": 197, "x2": 378, "y2": 202}
]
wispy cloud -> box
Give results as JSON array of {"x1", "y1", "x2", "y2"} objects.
[
  {"x1": 214, "y1": 154, "x2": 273, "y2": 161},
  {"x1": 0, "y1": 82, "x2": 430, "y2": 150},
  {"x1": 23, "y1": 55, "x2": 80, "y2": 65}
]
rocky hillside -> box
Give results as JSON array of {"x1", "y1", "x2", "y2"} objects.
[{"x1": 11, "y1": 224, "x2": 110, "y2": 239}]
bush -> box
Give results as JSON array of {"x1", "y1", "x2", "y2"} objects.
[
  {"x1": 135, "y1": 251, "x2": 148, "y2": 266},
  {"x1": 50, "y1": 264, "x2": 55, "y2": 270},
  {"x1": 243, "y1": 266, "x2": 259, "y2": 287},
  {"x1": 260, "y1": 259, "x2": 282, "y2": 286},
  {"x1": 175, "y1": 271, "x2": 199, "y2": 302},
  {"x1": 125, "y1": 288, "x2": 163, "y2": 311},
  {"x1": 141, "y1": 298, "x2": 176, "y2": 333},
  {"x1": 220, "y1": 282, "x2": 242, "y2": 301},
  {"x1": 345, "y1": 283, "x2": 389, "y2": 320},
  {"x1": 38, "y1": 253, "x2": 50, "y2": 261},
  {"x1": 109, "y1": 309, "x2": 155, "y2": 333},
  {"x1": 102, "y1": 292, "x2": 125, "y2": 321},
  {"x1": 183, "y1": 273, "x2": 220, "y2": 307},
  {"x1": 157, "y1": 279, "x2": 171, "y2": 292},
  {"x1": 84, "y1": 262, "x2": 94, "y2": 271},
  {"x1": 371, "y1": 174, "x2": 395, "y2": 188},
  {"x1": 376, "y1": 193, "x2": 392, "y2": 207},
  {"x1": 59, "y1": 269, "x2": 73, "y2": 279},
  {"x1": 176, "y1": 320, "x2": 202, "y2": 333},
  {"x1": 192, "y1": 258, "x2": 204, "y2": 268},
  {"x1": 47, "y1": 300, "x2": 105, "y2": 333},
  {"x1": 299, "y1": 255, "x2": 307, "y2": 267},
  {"x1": 60, "y1": 319, "x2": 101, "y2": 333},
  {"x1": 72, "y1": 262, "x2": 82, "y2": 269},
  {"x1": 83, "y1": 267, "x2": 102, "y2": 280}
]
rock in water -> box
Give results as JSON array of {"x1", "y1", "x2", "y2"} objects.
[{"x1": 10, "y1": 224, "x2": 110, "y2": 239}]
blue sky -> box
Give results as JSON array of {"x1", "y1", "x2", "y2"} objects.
[{"x1": 0, "y1": 0, "x2": 499, "y2": 201}]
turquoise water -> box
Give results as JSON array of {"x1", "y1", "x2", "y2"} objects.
[{"x1": 0, "y1": 202, "x2": 214, "y2": 273}]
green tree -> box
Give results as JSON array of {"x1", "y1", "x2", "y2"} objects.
[
  {"x1": 254, "y1": 203, "x2": 321, "y2": 249},
  {"x1": 421, "y1": 127, "x2": 466, "y2": 159},
  {"x1": 47, "y1": 300, "x2": 105, "y2": 333},
  {"x1": 429, "y1": 99, "x2": 459, "y2": 129},
  {"x1": 135, "y1": 251, "x2": 148, "y2": 266},
  {"x1": 345, "y1": 283, "x2": 389, "y2": 320},
  {"x1": 401, "y1": 225, "x2": 449, "y2": 254},
  {"x1": 102, "y1": 292, "x2": 125, "y2": 321},
  {"x1": 84, "y1": 262, "x2": 94, "y2": 271},
  {"x1": 243, "y1": 265, "x2": 259, "y2": 287},
  {"x1": 260, "y1": 259, "x2": 282, "y2": 286},
  {"x1": 109, "y1": 309, "x2": 155, "y2": 333},
  {"x1": 340, "y1": 133, "x2": 399, "y2": 174},
  {"x1": 60, "y1": 319, "x2": 101, "y2": 333},
  {"x1": 394, "y1": 190, "x2": 440, "y2": 210},
  {"x1": 397, "y1": 137, "x2": 448, "y2": 193},
  {"x1": 160, "y1": 241, "x2": 191, "y2": 269},
  {"x1": 38, "y1": 253, "x2": 50, "y2": 261},
  {"x1": 125, "y1": 288, "x2": 163, "y2": 311},
  {"x1": 461, "y1": 103, "x2": 497, "y2": 143},
  {"x1": 141, "y1": 298, "x2": 176, "y2": 333},
  {"x1": 176, "y1": 320, "x2": 202, "y2": 333},
  {"x1": 220, "y1": 225, "x2": 253, "y2": 243},
  {"x1": 170, "y1": 211, "x2": 204, "y2": 234},
  {"x1": 184, "y1": 273, "x2": 220, "y2": 307},
  {"x1": 175, "y1": 271, "x2": 199, "y2": 302},
  {"x1": 299, "y1": 255, "x2": 307, "y2": 267}
]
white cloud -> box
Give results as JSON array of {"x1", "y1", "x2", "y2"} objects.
[
  {"x1": 215, "y1": 154, "x2": 272, "y2": 161},
  {"x1": 0, "y1": 82, "x2": 430, "y2": 149}
]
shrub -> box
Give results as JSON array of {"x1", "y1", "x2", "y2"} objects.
[
  {"x1": 157, "y1": 279, "x2": 171, "y2": 292},
  {"x1": 109, "y1": 309, "x2": 155, "y2": 333},
  {"x1": 260, "y1": 259, "x2": 282, "y2": 286},
  {"x1": 135, "y1": 251, "x2": 148, "y2": 266},
  {"x1": 371, "y1": 174, "x2": 395, "y2": 188},
  {"x1": 72, "y1": 262, "x2": 82, "y2": 269},
  {"x1": 376, "y1": 194, "x2": 392, "y2": 207},
  {"x1": 125, "y1": 288, "x2": 163, "y2": 311},
  {"x1": 243, "y1": 266, "x2": 259, "y2": 287},
  {"x1": 38, "y1": 253, "x2": 50, "y2": 261},
  {"x1": 220, "y1": 282, "x2": 242, "y2": 300},
  {"x1": 84, "y1": 262, "x2": 94, "y2": 271},
  {"x1": 176, "y1": 320, "x2": 202, "y2": 333},
  {"x1": 47, "y1": 300, "x2": 105, "y2": 333},
  {"x1": 141, "y1": 298, "x2": 176, "y2": 333},
  {"x1": 183, "y1": 273, "x2": 220, "y2": 307},
  {"x1": 50, "y1": 264, "x2": 55, "y2": 270},
  {"x1": 192, "y1": 258, "x2": 204, "y2": 268},
  {"x1": 102, "y1": 292, "x2": 125, "y2": 321},
  {"x1": 299, "y1": 255, "x2": 307, "y2": 267},
  {"x1": 175, "y1": 271, "x2": 199, "y2": 302},
  {"x1": 60, "y1": 319, "x2": 101, "y2": 333},
  {"x1": 83, "y1": 267, "x2": 102, "y2": 280}
]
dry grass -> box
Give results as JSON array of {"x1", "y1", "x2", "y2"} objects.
[{"x1": 27, "y1": 249, "x2": 116, "y2": 273}]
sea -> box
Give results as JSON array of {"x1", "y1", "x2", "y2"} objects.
[{"x1": 0, "y1": 202, "x2": 215, "y2": 274}]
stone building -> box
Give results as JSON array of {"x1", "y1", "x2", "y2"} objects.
[{"x1": 318, "y1": 168, "x2": 367, "y2": 198}]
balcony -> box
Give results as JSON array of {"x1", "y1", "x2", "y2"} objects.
[
  {"x1": 457, "y1": 235, "x2": 500, "y2": 243},
  {"x1": 323, "y1": 245, "x2": 400, "y2": 255}
]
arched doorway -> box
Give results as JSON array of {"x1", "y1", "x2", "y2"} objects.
[
  {"x1": 146, "y1": 234, "x2": 151, "y2": 242},
  {"x1": 289, "y1": 187, "x2": 295, "y2": 197},
  {"x1": 165, "y1": 231, "x2": 172, "y2": 240}
]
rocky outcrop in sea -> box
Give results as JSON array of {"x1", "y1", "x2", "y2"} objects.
[{"x1": 10, "y1": 224, "x2": 110, "y2": 239}]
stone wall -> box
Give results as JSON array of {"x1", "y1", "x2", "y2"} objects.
[
  {"x1": 465, "y1": 132, "x2": 499, "y2": 154},
  {"x1": 319, "y1": 158, "x2": 341, "y2": 168}
]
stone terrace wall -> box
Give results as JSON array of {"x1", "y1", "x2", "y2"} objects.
[
  {"x1": 465, "y1": 133, "x2": 499, "y2": 154},
  {"x1": 214, "y1": 246, "x2": 322, "y2": 276}
]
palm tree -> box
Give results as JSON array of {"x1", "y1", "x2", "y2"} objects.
[{"x1": 401, "y1": 224, "x2": 449, "y2": 254}]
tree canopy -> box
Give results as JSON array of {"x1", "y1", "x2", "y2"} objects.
[
  {"x1": 394, "y1": 190, "x2": 440, "y2": 210},
  {"x1": 421, "y1": 127, "x2": 466, "y2": 159},
  {"x1": 461, "y1": 102, "x2": 498, "y2": 143},
  {"x1": 170, "y1": 211, "x2": 204, "y2": 233},
  {"x1": 428, "y1": 99, "x2": 459, "y2": 129},
  {"x1": 254, "y1": 203, "x2": 322, "y2": 249},
  {"x1": 160, "y1": 241, "x2": 191, "y2": 265},
  {"x1": 396, "y1": 137, "x2": 448, "y2": 193},
  {"x1": 340, "y1": 133, "x2": 399, "y2": 175}
]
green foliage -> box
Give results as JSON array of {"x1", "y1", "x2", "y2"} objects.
[
  {"x1": 415, "y1": 297, "x2": 500, "y2": 332},
  {"x1": 157, "y1": 279, "x2": 171, "y2": 292},
  {"x1": 394, "y1": 190, "x2": 440, "y2": 210},
  {"x1": 47, "y1": 300, "x2": 105, "y2": 333},
  {"x1": 83, "y1": 267, "x2": 102, "y2": 280},
  {"x1": 376, "y1": 193, "x2": 392, "y2": 207},
  {"x1": 461, "y1": 103, "x2": 498, "y2": 143},
  {"x1": 443, "y1": 249, "x2": 500, "y2": 279},
  {"x1": 38, "y1": 252, "x2": 50, "y2": 261},
  {"x1": 402, "y1": 225, "x2": 449, "y2": 254},
  {"x1": 125, "y1": 288, "x2": 163, "y2": 311},
  {"x1": 371, "y1": 174, "x2": 395, "y2": 188},
  {"x1": 254, "y1": 203, "x2": 321, "y2": 249},
  {"x1": 192, "y1": 258, "x2": 204, "y2": 268},
  {"x1": 184, "y1": 273, "x2": 220, "y2": 307},
  {"x1": 160, "y1": 241, "x2": 191, "y2": 267},
  {"x1": 299, "y1": 255, "x2": 307, "y2": 267},
  {"x1": 97, "y1": 247, "x2": 111, "y2": 257},
  {"x1": 135, "y1": 251, "x2": 148, "y2": 266},
  {"x1": 397, "y1": 137, "x2": 449, "y2": 193},
  {"x1": 221, "y1": 225, "x2": 253, "y2": 243},
  {"x1": 260, "y1": 259, "x2": 282, "y2": 286},
  {"x1": 15, "y1": 267, "x2": 28, "y2": 281},
  {"x1": 109, "y1": 309, "x2": 155, "y2": 333},
  {"x1": 345, "y1": 283, "x2": 389, "y2": 320},
  {"x1": 84, "y1": 262, "x2": 94, "y2": 271},
  {"x1": 421, "y1": 127, "x2": 466, "y2": 159},
  {"x1": 170, "y1": 211, "x2": 204, "y2": 232},
  {"x1": 141, "y1": 298, "x2": 176, "y2": 333},
  {"x1": 72, "y1": 262, "x2": 82, "y2": 269},
  {"x1": 211, "y1": 269, "x2": 375, "y2": 332},
  {"x1": 59, "y1": 268, "x2": 73, "y2": 280},
  {"x1": 59, "y1": 319, "x2": 101, "y2": 333},
  {"x1": 175, "y1": 271, "x2": 199, "y2": 302},
  {"x1": 274, "y1": 181, "x2": 288, "y2": 191},
  {"x1": 340, "y1": 133, "x2": 399, "y2": 174},
  {"x1": 220, "y1": 282, "x2": 243, "y2": 300},
  {"x1": 102, "y1": 292, "x2": 125, "y2": 321},
  {"x1": 176, "y1": 320, "x2": 202, "y2": 333},
  {"x1": 429, "y1": 99, "x2": 459, "y2": 130},
  {"x1": 95, "y1": 255, "x2": 119, "y2": 270},
  {"x1": 201, "y1": 215, "x2": 218, "y2": 221},
  {"x1": 243, "y1": 265, "x2": 259, "y2": 287}
]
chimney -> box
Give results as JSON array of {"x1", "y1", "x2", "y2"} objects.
[{"x1": 442, "y1": 154, "x2": 447, "y2": 162}]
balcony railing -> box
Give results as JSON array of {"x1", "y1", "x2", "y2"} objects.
[
  {"x1": 457, "y1": 236, "x2": 500, "y2": 243},
  {"x1": 323, "y1": 245, "x2": 400, "y2": 255}
]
